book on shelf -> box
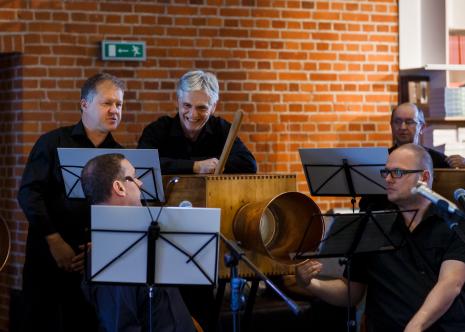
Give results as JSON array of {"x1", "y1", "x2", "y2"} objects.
[{"x1": 449, "y1": 35, "x2": 465, "y2": 65}]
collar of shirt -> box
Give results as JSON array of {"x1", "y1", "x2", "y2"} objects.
[
  {"x1": 71, "y1": 120, "x2": 119, "y2": 148},
  {"x1": 171, "y1": 113, "x2": 215, "y2": 141}
]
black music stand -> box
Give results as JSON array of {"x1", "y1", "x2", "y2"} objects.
[
  {"x1": 57, "y1": 148, "x2": 164, "y2": 202},
  {"x1": 88, "y1": 205, "x2": 221, "y2": 331},
  {"x1": 294, "y1": 209, "x2": 411, "y2": 332},
  {"x1": 299, "y1": 147, "x2": 388, "y2": 210}
]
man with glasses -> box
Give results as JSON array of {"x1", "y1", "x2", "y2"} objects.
[
  {"x1": 295, "y1": 144, "x2": 465, "y2": 331},
  {"x1": 138, "y1": 70, "x2": 257, "y2": 175},
  {"x1": 360, "y1": 102, "x2": 465, "y2": 211},
  {"x1": 390, "y1": 102, "x2": 464, "y2": 168},
  {"x1": 80, "y1": 153, "x2": 195, "y2": 332}
]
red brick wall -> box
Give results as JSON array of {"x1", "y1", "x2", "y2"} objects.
[{"x1": 0, "y1": 0, "x2": 398, "y2": 329}]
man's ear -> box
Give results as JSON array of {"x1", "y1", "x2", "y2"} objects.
[
  {"x1": 112, "y1": 180, "x2": 126, "y2": 197},
  {"x1": 418, "y1": 123, "x2": 426, "y2": 136},
  {"x1": 80, "y1": 99, "x2": 87, "y2": 113},
  {"x1": 421, "y1": 170, "x2": 432, "y2": 185}
]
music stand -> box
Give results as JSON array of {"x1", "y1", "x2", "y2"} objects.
[
  {"x1": 89, "y1": 205, "x2": 220, "y2": 286},
  {"x1": 57, "y1": 148, "x2": 164, "y2": 202},
  {"x1": 294, "y1": 209, "x2": 410, "y2": 332},
  {"x1": 88, "y1": 205, "x2": 220, "y2": 332},
  {"x1": 299, "y1": 147, "x2": 389, "y2": 210},
  {"x1": 294, "y1": 210, "x2": 407, "y2": 260}
]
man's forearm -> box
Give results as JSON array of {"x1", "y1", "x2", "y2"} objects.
[
  {"x1": 406, "y1": 279, "x2": 462, "y2": 331},
  {"x1": 304, "y1": 278, "x2": 356, "y2": 307}
]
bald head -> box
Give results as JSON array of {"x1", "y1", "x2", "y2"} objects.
[{"x1": 390, "y1": 103, "x2": 426, "y2": 146}]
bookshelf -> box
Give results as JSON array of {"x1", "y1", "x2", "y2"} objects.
[{"x1": 399, "y1": 0, "x2": 465, "y2": 156}]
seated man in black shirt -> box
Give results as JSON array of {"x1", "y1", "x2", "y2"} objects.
[
  {"x1": 138, "y1": 70, "x2": 257, "y2": 174},
  {"x1": 81, "y1": 153, "x2": 195, "y2": 332},
  {"x1": 390, "y1": 102, "x2": 464, "y2": 168},
  {"x1": 360, "y1": 102, "x2": 465, "y2": 211},
  {"x1": 296, "y1": 144, "x2": 465, "y2": 332}
]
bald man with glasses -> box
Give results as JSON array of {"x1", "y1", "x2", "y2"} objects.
[
  {"x1": 295, "y1": 144, "x2": 465, "y2": 332},
  {"x1": 360, "y1": 103, "x2": 465, "y2": 211},
  {"x1": 390, "y1": 103, "x2": 465, "y2": 169}
]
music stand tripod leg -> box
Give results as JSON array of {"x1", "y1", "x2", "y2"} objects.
[
  {"x1": 241, "y1": 279, "x2": 259, "y2": 331},
  {"x1": 224, "y1": 252, "x2": 246, "y2": 332}
]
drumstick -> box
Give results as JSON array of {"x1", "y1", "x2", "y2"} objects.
[{"x1": 215, "y1": 110, "x2": 244, "y2": 175}]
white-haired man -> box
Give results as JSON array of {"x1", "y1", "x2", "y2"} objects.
[{"x1": 138, "y1": 69, "x2": 256, "y2": 174}]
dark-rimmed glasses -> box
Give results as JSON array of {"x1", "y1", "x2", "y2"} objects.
[
  {"x1": 124, "y1": 175, "x2": 141, "y2": 188},
  {"x1": 391, "y1": 118, "x2": 419, "y2": 127},
  {"x1": 380, "y1": 168, "x2": 424, "y2": 179}
]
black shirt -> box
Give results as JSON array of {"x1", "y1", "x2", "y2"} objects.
[
  {"x1": 138, "y1": 114, "x2": 257, "y2": 174},
  {"x1": 346, "y1": 206, "x2": 465, "y2": 332},
  {"x1": 82, "y1": 284, "x2": 195, "y2": 332},
  {"x1": 18, "y1": 120, "x2": 123, "y2": 248},
  {"x1": 17, "y1": 121, "x2": 122, "y2": 332}
]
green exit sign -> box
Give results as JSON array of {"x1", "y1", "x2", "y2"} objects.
[{"x1": 101, "y1": 41, "x2": 146, "y2": 61}]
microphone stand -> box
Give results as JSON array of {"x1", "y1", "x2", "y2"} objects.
[
  {"x1": 220, "y1": 234, "x2": 301, "y2": 332},
  {"x1": 433, "y1": 200, "x2": 465, "y2": 244}
]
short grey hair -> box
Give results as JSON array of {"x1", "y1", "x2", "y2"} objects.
[
  {"x1": 176, "y1": 70, "x2": 219, "y2": 105},
  {"x1": 81, "y1": 72, "x2": 126, "y2": 103}
]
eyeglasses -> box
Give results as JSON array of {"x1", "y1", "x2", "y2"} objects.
[
  {"x1": 391, "y1": 118, "x2": 419, "y2": 127},
  {"x1": 124, "y1": 176, "x2": 141, "y2": 188},
  {"x1": 380, "y1": 168, "x2": 424, "y2": 178}
]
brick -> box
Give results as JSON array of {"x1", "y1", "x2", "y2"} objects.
[
  {"x1": 341, "y1": 13, "x2": 369, "y2": 22},
  {"x1": 100, "y1": 3, "x2": 132, "y2": 12},
  {"x1": 314, "y1": 12, "x2": 340, "y2": 20},
  {"x1": 220, "y1": 8, "x2": 250, "y2": 17},
  {"x1": 98, "y1": 25, "x2": 131, "y2": 35},
  {"x1": 336, "y1": 94, "x2": 363, "y2": 102},
  {"x1": 341, "y1": 33, "x2": 368, "y2": 42},
  {"x1": 312, "y1": 32, "x2": 339, "y2": 41},
  {"x1": 310, "y1": 73, "x2": 337, "y2": 81},
  {"x1": 339, "y1": 53, "x2": 365, "y2": 62},
  {"x1": 65, "y1": 23, "x2": 97, "y2": 34}
]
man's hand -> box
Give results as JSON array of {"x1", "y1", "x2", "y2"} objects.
[
  {"x1": 46, "y1": 233, "x2": 76, "y2": 272},
  {"x1": 193, "y1": 158, "x2": 219, "y2": 174},
  {"x1": 446, "y1": 155, "x2": 465, "y2": 169},
  {"x1": 71, "y1": 243, "x2": 91, "y2": 274},
  {"x1": 295, "y1": 260, "x2": 323, "y2": 289}
]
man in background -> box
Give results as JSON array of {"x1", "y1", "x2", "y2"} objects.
[
  {"x1": 390, "y1": 102, "x2": 464, "y2": 168},
  {"x1": 138, "y1": 69, "x2": 257, "y2": 330},
  {"x1": 360, "y1": 102, "x2": 465, "y2": 211},
  {"x1": 138, "y1": 69, "x2": 257, "y2": 174},
  {"x1": 18, "y1": 72, "x2": 126, "y2": 332}
]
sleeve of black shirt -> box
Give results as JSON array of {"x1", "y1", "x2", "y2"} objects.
[
  {"x1": 217, "y1": 118, "x2": 257, "y2": 174},
  {"x1": 224, "y1": 136, "x2": 257, "y2": 173},
  {"x1": 17, "y1": 134, "x2": 57, "y2": 236}
]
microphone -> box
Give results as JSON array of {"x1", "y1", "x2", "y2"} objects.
[
  {"x1": 411, "y1": 182, "x2": 465, "y2": 226},
  {"x1": 454, "y1": 188, "x2": 465, "y2": 212}
]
